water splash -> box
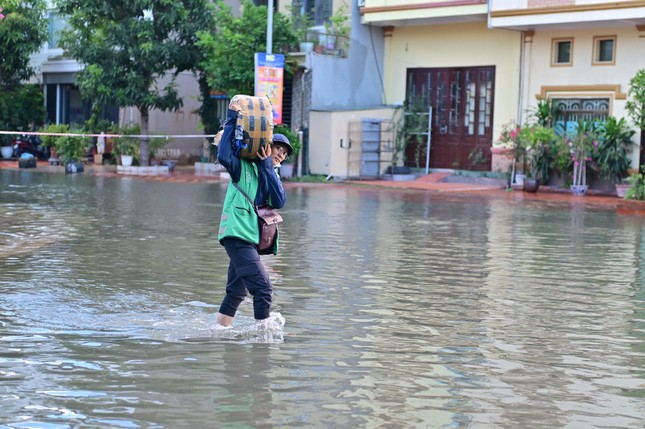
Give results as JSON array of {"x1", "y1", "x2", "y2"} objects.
[{"x1": 210, "y1": 312, "x2": 286, "y2": 344}]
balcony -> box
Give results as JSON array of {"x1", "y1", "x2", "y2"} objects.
[
  {"x1": 358, "y1": 0, "x2": 488, "y2": 27},
  {"x1": 489, "y1": 0, "x2": 645, "y2": 30},
  {"x1": 291, "y1": 28, "x2": 350, "y2": 64}
]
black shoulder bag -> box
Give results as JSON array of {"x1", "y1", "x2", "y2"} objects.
[{"x1": 231, "y1": 181, "x2": 283, "y2": 254}]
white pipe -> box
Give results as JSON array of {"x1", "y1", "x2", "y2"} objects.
[{"x1": 425, "y1": 106, "x2": 432, "y2": 174}]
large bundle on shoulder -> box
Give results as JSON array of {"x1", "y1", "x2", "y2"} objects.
[{"x1": 229, "y1": 94, "x2": 274, "y2": 160}]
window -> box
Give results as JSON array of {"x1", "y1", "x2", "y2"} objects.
[
  {"x1": 305, "y1": 0, "x2": 332, "y2": 26},
  {"x1": 552, "y1": 98, "x2": 610, "y2": 135},
  {"x1": 593, "y1": 36, "x2": 616, "y2": 65},
  {"x1": 551, "y1": 38, "x2": 573, "y2": 66},
  {"x1": 48, "y1": 12, "x2": 68, "y2": 49}
]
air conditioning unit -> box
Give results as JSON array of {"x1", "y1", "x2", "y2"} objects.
[{"x1": 357, "y1": 0, "x2": 365, "y2": 7}]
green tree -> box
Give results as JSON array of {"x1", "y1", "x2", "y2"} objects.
[
  {"x1": 0, "y1": 0, "x2": 47, "y2": 86},
  {"x1": 626, "y1": 69, "x2": 645, "y2": 130},
  {"x1": 197, "y1": 0, "x2": 298, "y2": 97},
  {"x1": 0, "y1": 1, "x2": 48, "y2": 141},
  {"x1": 57, "y1": 0, "x2": 215, "y2": 166},
  {"x1": 626, "y1": 69, "x2": 645, "y2": 173}
]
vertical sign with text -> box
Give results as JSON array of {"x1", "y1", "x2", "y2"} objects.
[{"x1": 254, "y1": 53, "x2": 284, "y2": 125}]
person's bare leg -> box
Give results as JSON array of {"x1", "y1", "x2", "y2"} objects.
[{"x1": 216, "y1": 313, "x2": 234, "y2": 327}]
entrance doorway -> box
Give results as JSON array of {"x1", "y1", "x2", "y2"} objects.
[{"x1": 405, "y1": 66, "x2": 495, "y2": 170}]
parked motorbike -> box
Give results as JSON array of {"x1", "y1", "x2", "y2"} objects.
[{"x1": 13, "y1": 135, "x2": 50, "y2": 160}]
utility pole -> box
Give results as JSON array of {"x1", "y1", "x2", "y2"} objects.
[{"x1": 266, "y1": 0, "x2": 273, "y2": 54}]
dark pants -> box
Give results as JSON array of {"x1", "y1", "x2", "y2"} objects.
[{"x1": 219, "y1": 238, "x2": 273, "y2": 320}]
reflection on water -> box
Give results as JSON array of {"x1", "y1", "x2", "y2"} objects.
[{"x1": 1, "y1": 169, "x2": 644, "y2": 428}]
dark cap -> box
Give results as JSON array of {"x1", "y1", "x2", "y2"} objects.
[{"x1": 272, "y1": 133, "x2": 293, "y2": 157}]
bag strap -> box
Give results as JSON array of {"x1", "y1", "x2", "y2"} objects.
[{"x1": 231, "y1": 181, "x2": 258, "y2": 212}]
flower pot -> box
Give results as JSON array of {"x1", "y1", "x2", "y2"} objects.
[
  {"x1": 615, "y1": 183, "x2": 630, "y2": 198},
  {"x1": 1, "y1": 146, "x2": 14, "y2": 159},
  {"x1": 523, "y1": 178, "x2": 540, "y2": 193},
  {"x1": 121, "y1": 155, "x2": 134, "y2": 167}
]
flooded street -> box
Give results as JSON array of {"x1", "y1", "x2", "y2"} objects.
[{"x1": 1, "y1": 169, "x2": 644, "y2": 428}]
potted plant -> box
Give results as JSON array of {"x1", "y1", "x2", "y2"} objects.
[
  {"x1": 112, "y1": 124, "x2": 140, "y2": 166},
  {"x1": 626, "y1": 69, "x2": 645, "y2": 173},
  {"x1": 53, "y1": 128, "x2": 92, "y2": 173},
  {"x1": 39, "y1": 123, "x2": 70, "y2": 163},
  {"x1": 83, "y1": 116, "x2": 116, "y2": 164},
  {"x1": 523, "y1": 125, "x2": 557, "y2": 192},
  {"x1": 1, "y1": 137, "x2": 13, "y2": 159},
  {"x1": 530, "y1": 99, "x2": 556, "y2": 128},
  {"x1": 595, "y1": 116, "x2": 636, "y2": 197},
  {"x1": 624, "y1": 165, "x2": 645, "y2": 200},
  {"x1": 0, "y1": 84, "x2": 46, "y2": 160},
  {"x1": 566, "y1": 120, "x2": 601, "y2": 195},
  {"x1": 290, "y1": 1, "x2": 315, "y2": 52},
  {"x1": 496, "y1": 120, "x2": 522, "y2": 186},
  {"x1": 386, "y1": 106, "x2": 416, "y2": 177},
  {"x1": 512, "y1": 124, "x2": 534, "y2": 186},
  {"x1": 322, "y1": 5, "x2": 350, "y2": 54},
  {"x1": 148, "y1": 135, "x2": 169, "y2": 166}
]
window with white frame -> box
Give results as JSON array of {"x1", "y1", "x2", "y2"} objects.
[{"x1": 551, "y1": 38, "x2": 573, "y2": 66}]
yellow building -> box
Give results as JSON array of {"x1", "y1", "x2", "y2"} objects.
[
  {"x1": 300, "y1": 0, "x2": 645, "y2": 177},
  {"x1": 490, "y1": 0, "x2": 645, "y2": 170}
]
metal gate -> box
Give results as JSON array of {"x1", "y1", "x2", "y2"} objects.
[{"x1": 347, "y1": 118, "x2": 395, "y2": 179}]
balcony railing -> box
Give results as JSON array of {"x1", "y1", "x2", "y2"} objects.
[{"x1": 298, "y1": 29, "x2": 350, "y2": 58}]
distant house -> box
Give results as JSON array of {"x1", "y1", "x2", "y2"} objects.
[
  {"x1": 489, "y1": 0, "x2": 645, "y2": 169},
  {"x1": 355, "y1": 0, "x2": 645, "y2": 174},
  {"x1": 29, "y1": 2, "x2": 217, "y2": 160},
  {"x1": 283, "y1": 0, "x2": 390, "y2": 178}
]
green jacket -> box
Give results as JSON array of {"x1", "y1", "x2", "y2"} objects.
[{"x1": 218, "y1": 160, "x2": 279, "y2": 254}]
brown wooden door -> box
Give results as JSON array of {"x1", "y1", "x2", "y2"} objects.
[{"x1": 405, "y1": 66, "x2": 495, "y2": 170}]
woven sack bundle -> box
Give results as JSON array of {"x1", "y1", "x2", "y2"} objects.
[{"x1": 228, "y1": 95, "x2": 274, "y2": 160}]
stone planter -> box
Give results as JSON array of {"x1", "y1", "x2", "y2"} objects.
[
  {"x1": 121, "y1": 155, "x2": 134, "y2": 167},
  {"x1": 523, "y1": 178, "x2": 540, "y2": 193}
]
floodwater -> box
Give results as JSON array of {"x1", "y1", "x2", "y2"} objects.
[{"x1": 1, "y1": 169, "x2": 644, "y2": 429}]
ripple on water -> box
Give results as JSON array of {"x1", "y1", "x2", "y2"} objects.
[{"x1": 1, "y1": 172, "x2": 644, "y2": 428}]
